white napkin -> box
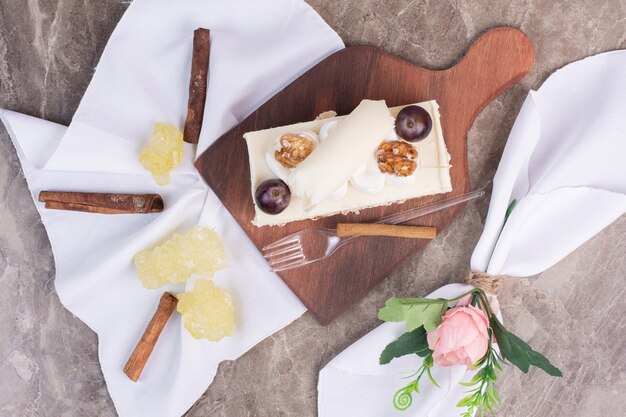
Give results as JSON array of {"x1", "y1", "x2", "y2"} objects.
[
  {"x1": 318, "y1": 50, "x2": 626, "y2": 417},
  {"x1": 471, "y1": 50, "x2": 626, "y2": 275},
  {"x1": 0, "y1": 1, "x2": 343, "y2": 416},
  {"x1": 319, "y1": 284, "x2": 482, "y2": 417}
]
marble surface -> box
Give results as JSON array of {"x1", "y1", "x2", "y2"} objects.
[{"x1": 0, "y1": 0, "x2": 624, "y2": 416}]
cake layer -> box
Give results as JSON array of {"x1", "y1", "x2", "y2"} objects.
[{"x1": 244, "y1": 100, "x2": 452, "y2": 227}]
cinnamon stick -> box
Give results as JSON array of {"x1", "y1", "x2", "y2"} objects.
[
  {"x1": 336, "y1": 223, "x2": 437, "y2": 239},
  {"x1": 124, "y1": 292, "x2": 178, "y2": 382},
  {"x1": 183, "y1": 28, "x2": 211, "y2": 144},
  {"x1": 38, "y1": 191, "x2": 164, "y2": 214}
]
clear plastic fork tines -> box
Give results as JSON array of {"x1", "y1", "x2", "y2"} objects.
[
  {"x1": 262, "y1": 190, "x2": 485, "y2": 272},
  {"x1": 263, "y1": 227, "x2": 344, "y2": 271}
]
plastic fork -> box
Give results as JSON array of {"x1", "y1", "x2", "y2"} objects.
[{"x1": 262, "y1": 189, "x2": 485, "y2": 271}]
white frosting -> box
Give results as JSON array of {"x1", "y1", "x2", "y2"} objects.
[
  {"x1": 318, "y1": 119, "x2": 350, "y2": 197},
  {"x1": 385, "y1": 171, "x2": 418, "y2": 187},
  {"x1": 265, "y1": 151, "x2": 291, "y2": 184},
  {"x1": 244, "y1": 100, "x2": 452, "y2": 227},
  {"x1": 328, "y1": 181, "x2": 348, "y2": 200},
  {"x1": 385, "y1": 129, "x2": 400, "y2": 141},
  {"x1": 319, "y1": 119, "x2": 338, "y2": 141},
  {"x1": 350, "y1": 156, "x2": 385, "y2": 193}
]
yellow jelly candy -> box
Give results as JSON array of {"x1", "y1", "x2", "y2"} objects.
[
  {"x1": 177, "y1": 279, "x2": 235, "y2": 341},
  {"x1": 134, "y1": 226, "x2": 227, "y2": 289},
  {"x1": 139, "y1": 123, "x2": 184, "y2": 185}
]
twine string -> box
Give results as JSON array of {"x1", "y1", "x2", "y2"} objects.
[{"x1": 464, "y1": 270, "x2": 504, "y2": 294}]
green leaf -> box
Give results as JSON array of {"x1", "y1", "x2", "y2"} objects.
[
  {"x1": 378, "y1": 298, "x2": 406, "y2": 322},
  {"x1": 489, "y1": 386, "x2": 501, "y2": 404},
  {"x1": 379, "y1": 327, "x2": 431, "y2": 365},
  {"x1": 425, "y1": 366, "x2": 440, "y2": 388},
  {"x1": 423, "y1": 354, "x2": 434, "y2": 368},
  {"x1": 457, "y1": 396, "x2": 473, "y2": 408},
  {"x1": 484, "y1": 399, "x2": 494, "y2": 413},
  {"x1": 455, "y1": 347, "x2": 503, "y2": 416},
  {"x1": 490, "y1": 316, "x2": 563, "y2": 377},
  {"x1": 504, "y1": 199, "x2": 518, "y2": 225},
  {"x1": 378, "y1": 297, "x2": 448, "y2": 332},
  {"x1": 407, "y1": 302, "x2": 448, "y2": 332},
  {"x1": 488, "y1": 199, "x2": 519, "y2": 268}
]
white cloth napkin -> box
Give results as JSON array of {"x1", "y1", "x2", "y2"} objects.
[
  {"x1": 1, "y1": 1, "x2": 343, "y2": 416},
  {"x1": 319, "y1": 50, "x2": 626, "y2": 417},
  {"x1": 319, "y1": 283, "x2": 484, "y2": 417}
]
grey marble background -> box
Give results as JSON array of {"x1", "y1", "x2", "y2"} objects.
[{"x1": 0, "y1": 0, "x2": 624, "y2": 416}]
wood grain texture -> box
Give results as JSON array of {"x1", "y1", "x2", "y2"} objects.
[
  {"x1": 38, "y1": 191, "x2": 164, "y2": 214},
  {"x1": 195, "y1": 27, "x2": 534, "y2": 324},
  {"x1": 123, "y1": 292, "x2": 178, "y2": 382},
  {"x1": 183, "y1": 28, "x2": 211, "y2": 144},
  {"x1": 336, "y1": 224, "x2": 437, "y2": 239}
]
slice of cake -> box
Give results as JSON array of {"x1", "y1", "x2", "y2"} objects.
[{"x1": 244, "y1": 99, "x2": 452, "y2": 227}]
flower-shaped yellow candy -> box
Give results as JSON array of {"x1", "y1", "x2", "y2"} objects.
[
  {"x1": 177, "y1": 279, "x2": 235, "y2": 341},
  {"x1": 139, "y1": 123, "x2": 184, "y2": 185},
  {"x1": 134, "y1": 226, "x2": 227, "y2": 289}
]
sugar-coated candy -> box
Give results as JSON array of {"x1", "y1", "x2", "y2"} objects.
[
  {"x1": 177, "y1": 279, "x2": 235, "y2": 341},
  {"x1": 139, "y1": 123, "x2": 184, "y2": 185},
  {"x1": 134, "y1": 226, "x2": 227, "y2": 289}
]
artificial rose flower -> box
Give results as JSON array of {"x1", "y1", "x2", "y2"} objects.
[
  {"x1": 427, "y1": 305, "x2": 490, "y2": 367},
  {"x1": 457, "y1": 293, "x2": 500, "y2": 317}
]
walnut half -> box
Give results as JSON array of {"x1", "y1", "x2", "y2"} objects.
[
  {"x1": 376, "y1": 140, "x2": 418, "y2": 177},
  {"x1": 274, "y1": 133, "x2": 314, "y2": 168}
]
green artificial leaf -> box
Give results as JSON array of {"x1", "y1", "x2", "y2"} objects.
[
  {"x1": 406, "y1": 302, "x2": 448, "y2": 332},
  {"x1": 378, "y1": 297, "x2": 448, "y2": 332},
  {"x1": 423, "y1": 354, "x2": 434, "y2": 368},
  {"x1": 455, "y1": 347, "x2": 502, "y2": 416},
  {"x1": 457, "y1": 396, "x2": 473, "y2": 408},
  {"x1": 425, "y1": 366, "x2": 440, "y2": 388},
  {"x1": 488, "y1": 199, "x2": 519, "y2": 267},
  {"x1": 379, "y1": 327, "x2": 430, "y2": 365},
  {"x1": 490, "y1": 316, "x2": 562, "y2": 377},
  {"x1": 504, "y1": 199, "x2": 518, "y2": 225},
  {"x1": 378, "y1": 298, "x2": 406, "y2": 322}
]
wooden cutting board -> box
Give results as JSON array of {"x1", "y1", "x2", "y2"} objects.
[{"x1": 195, "y1": 27, "x2": 533, "y2": 324}]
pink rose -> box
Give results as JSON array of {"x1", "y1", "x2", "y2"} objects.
[{"x1": 427, "y1": 305, "x2": 490, "y2": 367}]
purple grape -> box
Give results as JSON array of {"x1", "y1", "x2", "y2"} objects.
[
  {"x1": 395, "y1": 105, "x2": 432, "y2": 142},
  {"x1": 254, "y1": 179, "x2": 291, "y2": 215}
]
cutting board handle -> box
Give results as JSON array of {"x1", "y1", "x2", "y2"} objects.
[{"x1": 445, "y1": 27, "x2": 534, "y2": 123}]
